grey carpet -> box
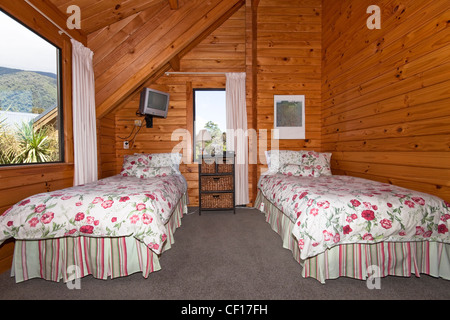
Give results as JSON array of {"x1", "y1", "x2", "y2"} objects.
[{"x1": 0, "y1": 207, "x2": 449, "y2": 300}]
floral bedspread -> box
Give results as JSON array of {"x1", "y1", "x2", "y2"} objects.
[
  {"x1": 258, "y1": 174, "x2": 450, "y2": 260},
  {"x1": 0, "y1": 174, "x2": 187, "y2": 255}
]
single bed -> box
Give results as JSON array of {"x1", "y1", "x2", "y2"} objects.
[
  {"x1": 0, "y1": 152, "x2": 188, "y2": 283},
  {"x1": 255, "y1": 150, "x2": 450, "y2": 283}
]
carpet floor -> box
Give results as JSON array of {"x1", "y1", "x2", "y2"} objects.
[{"x1": 0, "y1": 207, "x2": 449, "y2": 300}]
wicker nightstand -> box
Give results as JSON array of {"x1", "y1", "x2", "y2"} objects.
[{"x1": 198, "y1": 152, "x2": 235, "y2": 215}]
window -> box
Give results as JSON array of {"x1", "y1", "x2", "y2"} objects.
[
  {"x1": 193, "y1": 89, "x2": 226, "y2": 160},
  {"x1": 0, "y1": 10, "x2": 63, "y2": 166}
]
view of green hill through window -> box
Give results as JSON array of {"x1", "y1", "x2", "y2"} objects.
[{"x1": 0, "y1": 10, "x2": 62, "y2": 165}]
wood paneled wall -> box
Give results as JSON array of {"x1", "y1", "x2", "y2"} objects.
[
  {"x1": 322, "y1": 0, "x2": 450, "y2": 202},
  {"x1": 109, "y1": 7, "x2": 247, "y2": 206},
  {"x1": 0, "y1": 1, "x2": 78, "y2": 272},
  {"x1": 99, "y1": 0, "x2": 324, "y2": 206},
  {"x1": 255, "y1": 0, "x2": 322, "y2": 175},
  {"x1": 97, "y1": 114, "x2": 116, "y2": 179},
  {"x1": 89, "y1": 0, "x2": 245, "y2": 119}
]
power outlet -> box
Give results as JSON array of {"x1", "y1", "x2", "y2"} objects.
[
  {"x1": 134, "y1": 120, "x2": 142, "y2": 127},
  {"x1": 123, "y1": 141, "x2": 129, "y2": 149}
]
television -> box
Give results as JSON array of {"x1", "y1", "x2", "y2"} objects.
[{"x1": 139, "y1": 87, "x2": 170, "y2": 128}]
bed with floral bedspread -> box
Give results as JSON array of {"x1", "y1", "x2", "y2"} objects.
[
  {"x1": 255, "y1": 150, "x2": 450, "y2": 283},
  {"x1": 0, "y1": 174, "x2": 187, "y2": 254},
  {"x1": 258, "y1": 174, "x2": 450, "y2": 261},
  {"x1": 0, "y1": 152, "x2": 189, "y2": 282}
]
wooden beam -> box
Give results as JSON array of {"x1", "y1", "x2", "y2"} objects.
[
  {"x1": 169, "y1": 55, "x2": 181, "y2": 71},
  {"x1": 246, "y1": 0, "x2": 258, "y2": 204},
  {"x1": 185, "y1": 81, "x2": 194, "y2": 162},
  {"x1": 168, "y1": 0, "x2": 179, "y2": 10},
  {"x1": 25, "y1": 0, "x2": 87, "y2": 45}
]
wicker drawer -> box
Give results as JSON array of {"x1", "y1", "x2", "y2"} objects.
[
  {"x1": 201, "y1": 176, "x2": 233, "y2": 191},
  {"x1": 201, "y1": 193, "x2": 234, "y2": 209},
  {"x1": 200, "y1": 160, "x2": 216, "y2": 173},
  {"x1": 218, "y1": 163, "x2": 233, "y2": 173},
  {"x1": 199, "y1": 153, "x2": 235, "y2": 214},
  {"x1": 200, "y1": 159, "x2": 234, "y2": 174}
]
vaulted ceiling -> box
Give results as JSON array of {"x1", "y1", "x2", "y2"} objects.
[
  {"x1": 48, "y1": 0, "x2": 178, "y2": 34},
  {"x1": 45, "y1": 0, "x2": 245, "y2": 118},
  {"x1": 42, "y1": 0, "x2": 245, "y2": 118}
]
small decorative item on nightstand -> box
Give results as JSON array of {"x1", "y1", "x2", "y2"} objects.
[{"x1": 198, "y1": 152, "x2": 235, "y2": 215}]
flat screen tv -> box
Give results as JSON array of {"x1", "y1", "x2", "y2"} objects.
[{"x1": 139, "y1": 87, "x2": 170, "y2": 127}]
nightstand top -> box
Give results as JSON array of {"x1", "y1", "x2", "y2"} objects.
[{"x1": 197, "y1": 151, "x2": 235, "y2": 162}]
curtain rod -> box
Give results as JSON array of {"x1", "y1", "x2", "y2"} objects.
[
  {"x1": 165, "y1": 72, "x2": 227, "y2": 76},
  {"x1": 24, "y1": 0, "x2": 74, "y2": 40}
]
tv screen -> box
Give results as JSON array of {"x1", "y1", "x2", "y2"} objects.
[{"x1": 139, "y1": 88, "x2": 169, "y2": 118}]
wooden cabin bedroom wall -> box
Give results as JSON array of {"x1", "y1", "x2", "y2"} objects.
[
  {"x1": 90, "y1": 0, "x2": 246, "y2": 120},
  {"x1": 95, "y1": 0, "x2": 323, "y2": 206},
  {"x1": 322, "y1": 0, "x2": 450, "y2": 202},
  {"x1": 108, "y1": 7, "x2": 247, "y2": 207},
  {"x1": 0, "y1": 0, "x2": 81, "y2": 272},
  {"x1": 255, "y1": 0, "x2": 322, "y2": 177},
  {"x1": 97, "y1": 114, "x2": 116, "y2": 179}
]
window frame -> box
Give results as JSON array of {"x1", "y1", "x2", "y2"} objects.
[
  {"x1": 0, "y1": 9, "x2": 65, "y2": 167},
  {"x1": 193, "y1": 88, "x2": 226, "y2": 161}
]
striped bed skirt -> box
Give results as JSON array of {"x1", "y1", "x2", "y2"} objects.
[
  {"x1": 11, "y1": 194, "x2": 188, "y2": 283},
  {"x1": 255, "y1": 191, "x2": 450, "y2": 284}
]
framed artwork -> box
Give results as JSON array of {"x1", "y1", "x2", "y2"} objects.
[{"x1": 273, "y1": 95, "x2": 305, "y2": 139}]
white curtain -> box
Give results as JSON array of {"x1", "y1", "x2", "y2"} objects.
[
  {"x1": 71, "y1": 39, "x2": 98, "y2": 186},
  {"x1": 225, "y1": 72, "x2": 249, "y2": 205}
]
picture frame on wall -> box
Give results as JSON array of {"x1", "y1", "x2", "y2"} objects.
[{"x1": 273, "y1": 95, "x2": 305, "y2": 139}]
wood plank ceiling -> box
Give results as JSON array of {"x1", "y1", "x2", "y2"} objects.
[
  {"x1": 46, "y1": 0, "x2": 244, "y2": 119},
  {"x1": 48, "y1": 0, "x2": 177, "y2": 34}
]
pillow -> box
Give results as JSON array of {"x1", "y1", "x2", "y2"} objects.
[
  {"x1": 140, "y1": 166, "x2": 175, "y2": 179},
  {"x1": 134, "y1": 152, "x2": 182, "y2": 174},
  {"x1": 264, "y1": 150, "x2": 304, "y2": 174},
  {"x1": 301, "y1": 151, "x2": 332, "y2": 176},
  {"x1": 120, "y1": 154, "x2": 150, "y2": 177},
  {"x1": 279, "y1": 164, "x2": 319, "y2": 177}
]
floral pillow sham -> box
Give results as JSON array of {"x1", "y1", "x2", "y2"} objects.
[
  {"x1": 264, "y1": 150, "x2": 331, "y2": 177},
  {"x1": 265, "y1": 150, "x2": 304, "y2": 174},
  {"x1": 301, "y1": 151, "x2": 332, "y2": 176},
  {"x1": 135, "y1": 152, "x2": 182, "y2": 174},
  {"x1": 279, "y1": 164, "x2": 320, "y2": 177},
  {"x1": 120, "y1": 153, "x2": 181, "y2": 178},
  {"x1": 142, "y1": 166, "x2": 175, "y2": 178},
  {"x1": 120, "y1": 154, "x2": 150, "y2": 178}
]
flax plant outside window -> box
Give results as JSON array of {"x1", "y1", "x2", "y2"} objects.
[{"x1": 0, "y1": 10, "x2": 63, "y2": 166}]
